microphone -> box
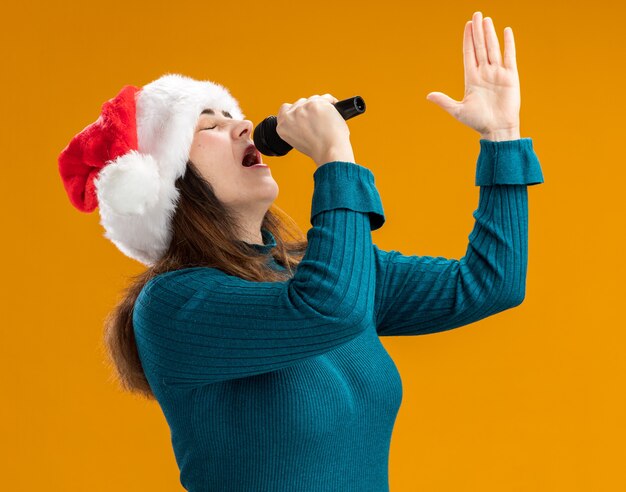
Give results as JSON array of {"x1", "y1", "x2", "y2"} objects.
[{"x1": 253, "y1": 96, "x2": 366, "y2": 157}]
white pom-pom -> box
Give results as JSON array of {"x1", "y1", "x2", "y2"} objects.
[{"x1": 94, "y1": 150, "x2": 161, "y2": 216}]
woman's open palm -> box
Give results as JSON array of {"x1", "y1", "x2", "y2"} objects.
[{"x1": 426, "y1": 11, "x2": 521, "y2": 140}]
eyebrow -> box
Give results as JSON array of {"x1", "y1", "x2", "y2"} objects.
[{"x1": 200, "y1": 109, "x2": 233, "y2": 119}]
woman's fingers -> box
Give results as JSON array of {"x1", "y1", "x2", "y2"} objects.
[
  {"x1": 471, "y1": 11, "x2": 488, "y2": 66},
  {"x1": 465, "y1": 12, "x2": 515, "y2": 71},
  {"x1": 483, "y1": 17, "x2": 502, "y2": 65},
  {"x1": 463, "y1": 20, "x2": 477, "y2": 72},
  {"x1": 291, "y1": 97, "x2": 308, "y2": 110},
  {"x1": 321, "y1": 93, "x2": 339, "y2": 104},
  {"x1": 503, "y1": 27, "x2": 517, "y2": 71}
]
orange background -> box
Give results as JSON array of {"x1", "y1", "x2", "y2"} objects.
[{"x1": 3, "y1": 0, "x2": 624, "y2": 490}]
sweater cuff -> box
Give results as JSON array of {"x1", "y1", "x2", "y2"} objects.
[
  {"x1": 475, "y1": 137, "x2": 545, "y2": 186},
  {"x1": 312, "y1": 161, "x2": 386, "y2": 231}
]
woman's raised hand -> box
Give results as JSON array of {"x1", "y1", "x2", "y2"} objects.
[{"x1": 426, "y1": 11, "x2": 521, "y2": 141}]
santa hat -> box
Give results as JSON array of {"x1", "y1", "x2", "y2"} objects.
[{"x1": 58, "y1": 73, "x2": 245, "y2": 266}]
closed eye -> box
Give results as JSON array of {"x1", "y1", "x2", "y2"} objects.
[{"x1": 202, "y1": 125, "x2": 217, "y2": 130}]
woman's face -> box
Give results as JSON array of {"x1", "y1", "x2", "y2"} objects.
[{"x1": 189, "y1": 108, "x2": 279, "y2": 219}]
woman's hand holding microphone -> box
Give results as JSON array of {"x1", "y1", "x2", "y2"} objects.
[{"x1": 275, "y1": 94, "x2": 355, "y2": 168}]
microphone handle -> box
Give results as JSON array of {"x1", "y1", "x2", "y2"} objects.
[{"x1": 254, "y1": 96, "x2": 366, "y2": 157}]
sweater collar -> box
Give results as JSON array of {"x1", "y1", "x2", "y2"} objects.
[{"x1": 243, "y1": 228, "x2": 277, "y2": 254}]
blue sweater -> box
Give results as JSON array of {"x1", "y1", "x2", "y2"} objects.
[{"x1": 133, "y1": 138, "x2": 544, "y2": 491}]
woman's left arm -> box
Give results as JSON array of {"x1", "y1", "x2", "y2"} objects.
[
  {"x1": 376, "y1": 13, "x2": 545, "y2": 337},
  {"x1": 375, "y1": 139, "x2": 544, "y2": 337}
]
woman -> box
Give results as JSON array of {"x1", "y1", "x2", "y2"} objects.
[{"x1": 58, "y1": 11, "x2": 544, "y2": 492}]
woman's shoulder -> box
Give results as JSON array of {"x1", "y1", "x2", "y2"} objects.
[
  {"x1": 140, "y1": 266, "x2": 226, "y2": 299},
  {"x1": 151, "y1": 266, "x2": 223, "y2": 282},
  {"x1": 134, "y1": 267, "x2": 231, "y2": 325}
]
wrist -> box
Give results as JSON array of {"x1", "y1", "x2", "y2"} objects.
[
  {"x1": 315, "y1": 145, "x2": 355, "y2": 167},
  {"x1": 480, "y1": 127, "x2": 521, "y2": 141}
]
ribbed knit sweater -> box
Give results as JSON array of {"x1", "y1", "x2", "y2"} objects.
[{"x1": 132, "y1": 138, "x2": 544, "y2": 491}]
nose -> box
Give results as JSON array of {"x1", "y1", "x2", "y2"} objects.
[{"x1": 233, "y1": 119, "x2": 253, "y2": 140}]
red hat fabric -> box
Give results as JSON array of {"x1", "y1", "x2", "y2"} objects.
[{"x1": 59, "y1": 85, "x2": 139, "y2": 213}]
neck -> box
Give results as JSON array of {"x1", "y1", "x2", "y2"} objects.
[
  {"x1": 233, "y1": 198, "x2": 276, "y2": 245},
  {"x1": 236, "y1": 212, "x2": 266, "y2": 245}
]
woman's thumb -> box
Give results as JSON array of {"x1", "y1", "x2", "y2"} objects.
[{"x1": 426, "y1": 92, "x2": 459, "y2": 115}]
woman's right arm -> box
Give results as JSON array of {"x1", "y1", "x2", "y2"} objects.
[
  {"x1": 133, "y1": 161, "x2": 384, "y2": 388},
  {"x1": 133, "y1": 98, "x2": 384, "y2": 388}
]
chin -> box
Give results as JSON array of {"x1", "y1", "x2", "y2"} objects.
[{"x1": 265, "y1": 180, "x2": 279, "y2": 199}]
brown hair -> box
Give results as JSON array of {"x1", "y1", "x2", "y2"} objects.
[{"x1": 101, "y1": 160, "x2": 308, "y2": 400}]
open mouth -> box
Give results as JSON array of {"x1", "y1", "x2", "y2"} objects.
[{"x1": 241, "y1": 145, "x2": 263, "y2": 167}]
